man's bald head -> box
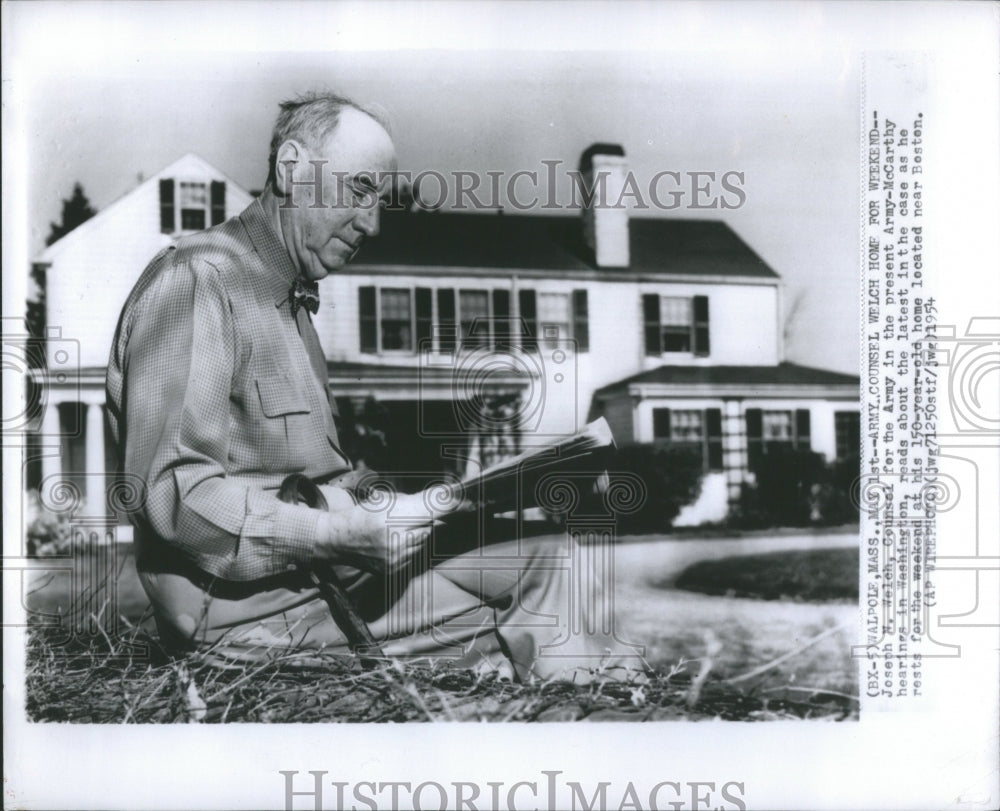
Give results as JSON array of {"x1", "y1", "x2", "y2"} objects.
[{"x1": 266, "y1": 92, "x2": 391, "y2": 189}]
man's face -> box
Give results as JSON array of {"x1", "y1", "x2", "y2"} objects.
[{"x1": 278, "y1": 108, "x2": 397, "y2": 281}]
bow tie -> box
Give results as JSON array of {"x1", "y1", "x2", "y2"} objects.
[{"x1": 289, "y1": 278, "x2": 320, "y2": 317}]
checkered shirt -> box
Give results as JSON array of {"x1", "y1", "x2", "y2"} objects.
[{"x1": 106, "y1": 199, "x2": 352, "y2": 581}]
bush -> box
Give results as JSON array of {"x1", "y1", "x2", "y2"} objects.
[
  {"x1": 609, "y1": 443, "x2": 705, "y2": 534},
  {"x1": 729, "y1": 449, "x2": 859, "y2": 529},
  {"x1": 815, "y1": 453, "x2": 861, "y2": 525},
  {"x1": 25, "y1": 491, "x2": 76, "y2": 557}
]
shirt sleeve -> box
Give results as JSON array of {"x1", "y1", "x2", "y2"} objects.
[{"x1": 118, "y1": 254, "x2": 322, "y2": 581}]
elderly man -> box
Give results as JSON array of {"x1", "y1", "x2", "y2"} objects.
[{"x1": 107, "y1": 92, "x2": 637, "y2": 682}]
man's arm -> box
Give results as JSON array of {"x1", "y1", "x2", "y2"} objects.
[
  {"x1": 115, "y1": 256, "x2": 329, "y2": 580},
  {"x1": 113, "y1": 254, "x2": 450, "y2": 580}
]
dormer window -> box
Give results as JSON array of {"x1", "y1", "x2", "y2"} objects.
[{"x1": 159, "y1": 178, "x2": 227, "y2": 234}]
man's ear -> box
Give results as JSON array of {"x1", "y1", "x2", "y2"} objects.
[{"x1": 274, "y1": 140, "x2": 305, "y2": 197}]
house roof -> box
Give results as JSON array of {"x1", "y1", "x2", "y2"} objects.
[
  {"x1": 595, "y1": 362, "x2": 860, "y2": 396},
  {"x1": 351, "y1": 210, "x2": 780, "y2": 279}
]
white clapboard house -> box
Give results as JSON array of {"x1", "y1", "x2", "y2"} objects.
[{"x1": 28, "y1": 147, "x2": 860, "y2": 525}]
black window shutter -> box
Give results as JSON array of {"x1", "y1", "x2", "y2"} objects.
[
  {"x1": 795, "y1": 409, "x2": 812, "y2": 450},
  {"x1": 572, "y1": 289, "x2": 590, "y2": 352},
  {"x1": 415, "y1": 288, "x2": 433, "y2": 351},
  {"x1": 492, "y1": 289, "x2": 511, "y2": 351},
  {"x1": 706, "y1": 407, "x2": 723, "y2": 470},
  {"x1": 835, "y1": 411, "x2": 860, "y2": 459},
  {"x1": 746, "y1": 408, "x2": 763, "y2": 471},
  {"x1": 210, "y1": 181, "x2": 226, "y2": 226},
  {"x1": 359, "y1": 286, "x2": 377, "y2": 353},
  {"x1": 518, "y1": 289, "x2": 537, "y2": 352},
  {"x1": 653, "y1": 407, "x2": 671, "y2": 440},
  {"x1": 643, "y1": 294, "x2": 662, "y2": 356},
  {"x1": 437, "y1": 288, "x2": 457, "y2": 353},
  {"x1": 159, "y1": 179, "x2": 175, "y2": 234},
  {"x1": 693, "y1": 295, "x2": 710, "y2": 356}
]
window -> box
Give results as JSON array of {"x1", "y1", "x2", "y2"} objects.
[
  {"x1": 643, "y1": 294, "x2": 710, "y2": 356},
  {"x1": 359, "y1": 286, "x2": 420, "y2": 353},
  {"x1": 651, "y1": 407, "x2": 723, "y2": 471},
  {"x1": 835, "y1": 410, "x2": 861, "y2": 459},
  {"x1": 159, "y1": 178, "x2": 227, "y2": 234},
  {"x1": 746, "y1": 408, "x2": 811, "y2": 471},
  {"x1": 459, "y1": 290, "x2": 490, "y2": 349},
  {"x1": 380, "y1": 288, "x2": 412, "y2": 351},
  {"x1": 660, "y1": 297, "x2": 693, "y2": 352},
  {"x1": 517, "y1": 289, "x2": 589, "y2": 352},
  {"x1": 179, "y1": 182, "x2": 208, "y2": 231},
  {"x1": 538, "y1": 293, "x2": 572, "y2": 348}
]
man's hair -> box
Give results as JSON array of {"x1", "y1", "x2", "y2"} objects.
[{"x1": 266, "y1": 91, "x2": 390, "y2": 189}]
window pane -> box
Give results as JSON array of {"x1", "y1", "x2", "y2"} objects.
[
  {"x1": 380, "y1": 288, "x2": 412, "y2": 351},
  {"x1": 762, "y1": 411, "x2": 793, "y2": 441},
  {"x1": 180, "y1": 209, "x2": 206, "y2": 231},
  {"x1": 670, "y1": 409, "x2": 703, "y2": 441},
  {"x1": 380, "y1": 289, "x2": 410, "y2": 319},
  {"x1": 660, "y1": 296, "x2": 692, "y2": 326},
  {"x1": 179, "y1": 182, "x2": 207, "y2": 207},
  {"x1": 661, "y1": 326, "x2": 691, "y2": 352}
]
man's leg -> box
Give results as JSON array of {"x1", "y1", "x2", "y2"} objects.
[
  {"x1": 425, "y1": 536, "x2": 644, "y2": 682},
  {"x1": 140, "y1": 536, "x2": 642, "y2": 680}
]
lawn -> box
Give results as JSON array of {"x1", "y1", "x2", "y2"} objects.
[
  {"x1": 22, "y1": 535, "x2": 860, "y2": 723},
  {"x1": 672, "y1": 547, "x2": 858, "y2": 602}
]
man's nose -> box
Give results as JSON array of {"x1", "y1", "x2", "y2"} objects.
[{"x1": 354, "y1": 201, "x2": 380, "y2": 238}]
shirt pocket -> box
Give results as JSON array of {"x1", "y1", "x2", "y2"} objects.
[{"x1": 254, "y1": 374, "x2": 312, "y2": 470}]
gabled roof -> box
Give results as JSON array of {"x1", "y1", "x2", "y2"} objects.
[
  {"x1": 352, "y1": 210, "x2": 780, "y2": 279},
  {"x1": 37, "y1": 153, "x2": 253, "y2": 263},
  {"x1": 595, "y1": 362, "x2": 860, "y2": 397}
]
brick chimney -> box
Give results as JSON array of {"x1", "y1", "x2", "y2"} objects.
[{"x1": 579, "y1": 143, "x2": 629, "y2": 268}]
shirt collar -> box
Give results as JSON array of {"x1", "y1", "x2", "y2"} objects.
[{"x1": 239, "y1": 198, "x2": 303, "y2": 307}]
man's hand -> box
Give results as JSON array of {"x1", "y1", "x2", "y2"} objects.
[{"x1": 314, "y1": 484, "x2": 468, "y2": 575}]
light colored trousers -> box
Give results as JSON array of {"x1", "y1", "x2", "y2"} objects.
[{"x1": 139, "y1": 536, "x2": 642, "y2": 682}]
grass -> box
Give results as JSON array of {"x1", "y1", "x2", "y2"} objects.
[
  {"x1": 25, "y1": 620, "x2": 856, "y2": 723},
  {"x1": 672, "y1": 547, "x2": 859, "y2": 602},
  {"x1": 22, "y1": 539, "x2": 860, "y2": 723}
]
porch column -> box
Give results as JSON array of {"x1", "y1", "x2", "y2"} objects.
[
  {"x1": 39, "y1": 397, "x2": 61, "y2": 483},
  {"x1": 722, "y1": 399, "x2": 746, "y2": 506},
  {"x1": 85, "y1": 402, "x2": 107, "y2": 515}
]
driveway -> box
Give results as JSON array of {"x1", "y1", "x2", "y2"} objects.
[{"x1": 601, "y1": 530, "x2": 860, "y2": 677}]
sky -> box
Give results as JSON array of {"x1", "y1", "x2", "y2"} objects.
[{"x1": 7, "y1": 1, "x2": 888, "y2": 375}]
